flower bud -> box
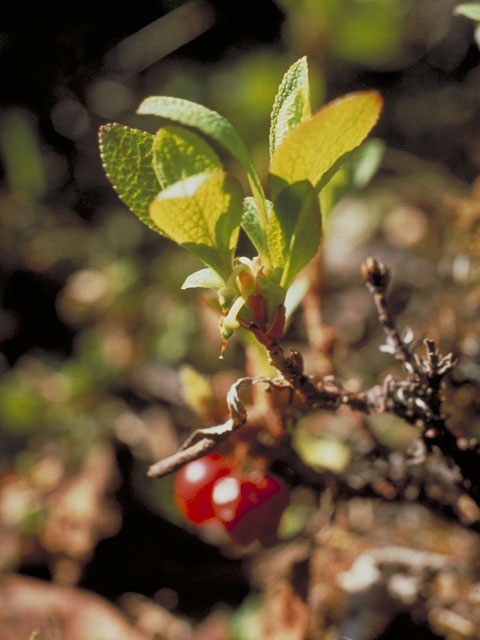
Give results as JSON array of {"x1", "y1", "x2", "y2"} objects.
[{"x1": 361, "y1": 256, "x2": 390, "y2": 291}]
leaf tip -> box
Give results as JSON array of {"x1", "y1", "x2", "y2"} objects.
[
  {"x1": 136, "y1": 100, "x2": 148, "y2": 115},
  {"x1": 365, "y1": 89, "x2": 384, "y2": 119},
  {"x1": 98, "y1": 122, "x2": 112, "y2": 149},
  {"x1": 136, "y1": 96, "x2": 157, "y2": 115},
  {"x1": 97, "y1": 122, "x2": 128, "y2": 156}
]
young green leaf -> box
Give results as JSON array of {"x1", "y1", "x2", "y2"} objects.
[
  {"x1": 269, "y1": 56, "x2": 311, "y2": 157},
  {"x1": 98, "y1": 124, "x2": 163, "y2": 234},
  {"x1": 265, "y1": 198, "x2": 289, "y2": 277},
  {"x1": 454, "y1": 3, "x2": 480, "y2": 20},
  {"x1": 149, "y1": 170, "x2": 242, "y2": 279},
  {"x1": 152, "y1": 125, "x2": 222, "y2": 188},
  {"x1": 320, "y1": 138, "x2": 385, "y2": 222},
  {"x1": 137, "y1": 96, "x2": 270, "y2": 262},
  {"x1": 347, "y1": 138, "x2": 385, "y2": 190},
  {"x1": 241, "y1": 197, "x2": 270, "y2": 261},
  {"x1": 284, "y1": 277, "x2": 309, "y2": 321},
  {"x1": 181, "y1": 267, "x2": 225, "y2": 290},
  {"x1": 243, "y1": 183, "x2": 322, "y2": 288},
  {"x1": 272, "y1": 181, "x2": 322, "y2": 288},
  {"x1": 138, "y1": 96, "x2": 250, "y2": 167},
  {"x1": 269, "y1": 91, "x2": 383, "y2": 198}
]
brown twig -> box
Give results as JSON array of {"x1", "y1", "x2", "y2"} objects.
[
  {"x1": 147, "y1": 377, "x2": 266, "y2": 477},
  {"x1": 361, "y1": 257, "x2": 480, "y2": 502},
  {"x1": 147, "y1": 257, "x2": 480, "y2": 512},
  {"x1": 361, "y1": 256, "x2": 422, "y2": 373}
]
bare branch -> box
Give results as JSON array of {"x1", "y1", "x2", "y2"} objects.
[
  {"x1": 361, "y1": 256, "x2": 422, "y2": 372},
  {"x1": 147, "y1": 258, "x2": 480, "y2": 513},
  {"x1": 147, "y1": 377, "x2": 269, "y2": 477}
]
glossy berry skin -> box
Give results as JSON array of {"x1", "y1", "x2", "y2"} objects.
[
  {"x1": 174, "y1": 454, "x2": 232, "y2": 524},
  {"x1": 211, "y1": 472, "x2": 289, "y2": 545}
]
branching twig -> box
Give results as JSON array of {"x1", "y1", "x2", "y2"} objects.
[
  {"x1": 361, "y1": 256, "x2": 424, "y2": 378},
  {"x1": 147, "y1": 257, "x2": 480, "y2": 512},
  {"x1": 147, "y1": 377, "x2": 268, "y2": 477},
  {"x1": 361, "y1": 257, "x2": 480, "y2": 501}
]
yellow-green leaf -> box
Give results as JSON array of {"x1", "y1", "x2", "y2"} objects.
[
  {"x1": 149, "y1": 171, "x2": 242, "y2": 278},
  {"x1": 265, "y1": 200, "x2": 287, "y2": 275},
  {"x1": 138, "y1": 96, "x2": 269, "y2": 240},
  {"x1": 269, "y1": 91, "x2": 383, "y2": 197},
  {"x1": 152, "y1": 125, "x2": 222, "y2": 189}
]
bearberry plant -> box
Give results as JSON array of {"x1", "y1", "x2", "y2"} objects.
[
  {"x1": 99, "y1": 57, "x2": 382, "y2": 355},
  {"x1": 99, "y1": 57, "x2": 385, "y2": 542},
  {"x1": 99, "y1": 57, "x2": 480, "y2": 556}
]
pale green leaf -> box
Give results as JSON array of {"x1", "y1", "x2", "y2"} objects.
[
  {"x1": 149, "y1": 170, "x2": 242, "y2": 278},
  {"x1": 319, "y1": 167, "x2": 348, "y2": 224},
  {"x1": 269, "y1": 56, "x2": 311, "y2": 157},
  {"x1": 269, "y1": 91, "x2": 383, "y2": 198},
  {"x1": 454, "y1": 3, "x2": 480, "y2": 20},
  {"x1": 152, "y1": 125, "x2": 222, "y2": 188},
  {"x1": 284, "y1": 277, "x2": 309, "y2": 320},
  {"x1": 181, "y1": 267, "x2": 225, "y2": 290},
  {"x1": 241, "y1": 197, "x2": 270, "y2": 260},
  {"x1": 348, "y1": 138, "x2": 385, "y2": 189},
  {"x1": 320, "y1": 138, "x2": 385, "y2": 221},
  {"x1": 137, "y1": 96, "x2": 270, "y2": 261},
  {"x1": 273, "y1": 181, "x2": 322, "y2": 287},
  {"x1": 98, "y1": 124, "x2": 163, "y2": 234}
]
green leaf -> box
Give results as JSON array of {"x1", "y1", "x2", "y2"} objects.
[
  {"x1": 265, "y1": 200, "x2": 288, "y2": 276},
  {"x1": 98, "y1": 124, "x2": 163, "y2": 234},
  {"x1": 137, "y1": 96, "x2": 269, "y2": 239},
  {"x1": 454, "y1": 3, "x2": 480, "y2": 20},
  {"x1": 241, "y1": 197, "x2": 270, "y2": 260},
  {"x1": 152, "y1": 125, "x2": 222, "y2": 188},
  {"x1": 284, "y1": 277, "x2": 309, "y2": 320},
  {"x1": 269, "y1": 56, "x2": 311, "y2": 157},
  {"x1": 272, "y1": 181, "x2": 322, "y2": 288},
  {"x1": 149, "y1": 170, "x2": 242, "y2": 279},
  {"x1": 243, "y1": 183, "x2": 322, "y2": 288},
  {"x1": 181, "y1": 267, "x2": 225, "y2": 290},
  {"x1": 348, "y1": 138, "x2": 385, "y2": 189},
  {"x1": 269, "y1": 91, "x2": 383, "y2": 198},
  {"x1": 320, "y1": 138, "x2": 385, "y2": 221}
]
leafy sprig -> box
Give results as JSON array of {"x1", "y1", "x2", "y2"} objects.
[{"x1": 99, "y1": 56, "x2": 383, "y2": 351}]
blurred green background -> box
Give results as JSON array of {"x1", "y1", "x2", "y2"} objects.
[{"x1": 1, "y1": 0, "x2": 480, "y2": 627}]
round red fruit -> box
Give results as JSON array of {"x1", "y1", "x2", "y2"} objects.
[
  {"x1": 174, "y1": 454, "x2": 232, "y2": 524},
  {"x1": 211, "y1": 472, "x2": 289, "y2": 544}
]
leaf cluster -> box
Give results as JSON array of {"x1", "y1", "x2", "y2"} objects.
[{"x1": 99, "y1": 57, "x2": 382, "y2": 348}]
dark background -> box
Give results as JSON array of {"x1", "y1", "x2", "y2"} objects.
[{"x1": 1, "y1": 0, "x2": 480, "y2": 632}]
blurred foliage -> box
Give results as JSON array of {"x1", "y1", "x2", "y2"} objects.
[{"x1": 1, "y1": 1, "x2": 480, "y2": 638}]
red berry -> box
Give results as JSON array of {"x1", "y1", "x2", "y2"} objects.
[
  {"x1": 211, "y1": 472, "x2": 289, "y2": 544},
  {"x1": 174, "y1": 454, "x2": 232, "y2": 524}
]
